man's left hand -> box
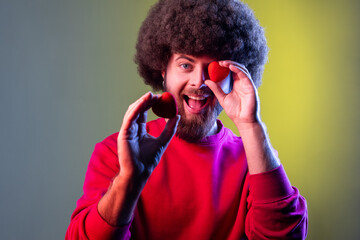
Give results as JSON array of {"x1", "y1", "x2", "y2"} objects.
[{"x1": 205, "y1": 60, "x2": 260, "y2": 132}]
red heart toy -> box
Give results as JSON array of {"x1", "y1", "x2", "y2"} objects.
[
  {"x1": 208, "y1": 61, "x2": 230, "y2": 82},
  {"x1": 152, "y1": 92, "x2": 178, "y2": 118}
]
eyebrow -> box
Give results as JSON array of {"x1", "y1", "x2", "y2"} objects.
[{"x1": 175, "y1": 55, "x2": 195, "y2": 63}]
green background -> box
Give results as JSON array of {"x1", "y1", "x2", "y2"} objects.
[{"x1": 1, "y1": 0, "x2": 359, "y2": 239}]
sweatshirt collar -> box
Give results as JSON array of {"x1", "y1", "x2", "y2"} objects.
[{"x1": 157, "y1": 118, "x2": 227, "y2": 145}]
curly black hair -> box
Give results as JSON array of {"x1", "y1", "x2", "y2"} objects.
[{"x1": 135, "y1": 0, "x2": 268, "y2": 91}]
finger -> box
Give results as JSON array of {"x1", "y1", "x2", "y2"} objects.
[
  {"x1": 124, "y1": 92, "x2": 153, "y2": 119},
  {"x1": 228, "y1": 64, "x2": 251, "y2": 80},
  {"x1": 126, "y1": 92, "x2": 157, "y2": 122},
  {"x1": 137, "y1": 109, "x2": 148, "y2": 124},
  {"x1": 204, "y1": 80, "x2": 227, "y2": 106},
  {"x1": 219, "y1": 61, "x2": 251, "y2": 80},
  {"x1": 219, "y1": 60, "x2": 249, "y2": 74},
  {"x1": 122, "y1": 92, "x2": 158, "y2": 131},
  {"x1": 228, "y1": 64, "x2": 257, "y2": 91},
  {"x1": 158, "y1": 115, "x2": 180, "y2": 147},
  {"x1": 138, "y1": 111, "x2": 148, "y2": 137}
]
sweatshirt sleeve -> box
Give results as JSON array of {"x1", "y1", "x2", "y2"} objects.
[
  {"x1": 65, "y1": 135, "x2": 132, "y2": 240},
  {"x1": 245, "y1": 165, "x2": 308, "y2": 239}
]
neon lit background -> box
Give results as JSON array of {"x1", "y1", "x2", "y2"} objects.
[{"x1": 0, "y1": 0, "x2": 359, "y2": 239}]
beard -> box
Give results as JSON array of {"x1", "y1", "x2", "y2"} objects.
[
  {"x1": 176, "y1": 101, "x2": 222, "y2": 143},
  {"x1": 163, "y1": 72, "x2": 226, "y2": 143},
  {"x1": 175, "y1": 93, "x2": 223, "y2": 143}
]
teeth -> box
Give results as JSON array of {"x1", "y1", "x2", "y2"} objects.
[{"x1": 188, "y1": 95, "x2": 207, "y2": 100}]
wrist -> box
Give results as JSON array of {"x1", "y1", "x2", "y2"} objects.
[
  {"x1": 235, "y1": 120, "x2": 264, "y2": 137},
  {"x1": 235, "y1": 120, "x2": 280, "y2": 174},
  {"x1": 98, "y1": 174, "x2": 146, "y2": 226},
  {"x1": 113, "y1": 172, "x2": 147, "y2": 196}
]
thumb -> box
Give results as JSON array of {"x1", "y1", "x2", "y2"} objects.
[
  {"x1": 158, "y1": 115, "x2": 180, "y2": 147},
  {"x1": 205, "y1": 80, "x2": 227, "y2": 106}
]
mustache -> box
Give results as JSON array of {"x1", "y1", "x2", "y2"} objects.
[{"x1": 183, "y1": 87, "x2": 214, "y2": 96}]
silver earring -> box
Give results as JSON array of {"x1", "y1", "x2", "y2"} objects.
[{"x1": 162, "y1": 71, "x2": 166, "y2": 90}]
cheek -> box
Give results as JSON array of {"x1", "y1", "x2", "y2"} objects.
[
  {"x1": 165, "y1": 72, "x2": 188, "y2": 93},
  {"x1": 165, "y1": 80, "x2": 185, "y2": 95},
  {"x1": 164, "y1": 79, "x2": 186, "y2": 109}
]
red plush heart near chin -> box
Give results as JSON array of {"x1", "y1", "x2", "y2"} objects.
[
  {"x1": 152, "y1": 92, "x2": 178, "y2": 119},
  {"x1": 208, "y1": 61, "x2": 230, "y2": 83}
]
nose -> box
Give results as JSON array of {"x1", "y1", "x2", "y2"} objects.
[{"x1": 189, "y1": 66, "x2": 209, "y2": 88}]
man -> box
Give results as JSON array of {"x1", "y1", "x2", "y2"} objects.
[{"x1": 66, "y1": 0, "x2": 308, "y2": 239}]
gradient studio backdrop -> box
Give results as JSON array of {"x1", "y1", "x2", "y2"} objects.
[{"x1": 0, "y1": 0, "x2": 359, "y2": 239}]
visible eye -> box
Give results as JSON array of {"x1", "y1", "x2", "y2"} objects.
[{"x1": 180, "y1": 63, "x2": 192, "y2": 70}]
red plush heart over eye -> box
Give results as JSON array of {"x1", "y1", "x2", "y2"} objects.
[
  {"x1": 208, "y1": 61, "x2": 230, "y2": 83},
  {"x1": 152, "y1": 92, "x2": 178, "y2": 119}
]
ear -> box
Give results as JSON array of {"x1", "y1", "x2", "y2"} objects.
[{"x1": 161, "y1": 70, "x2": 165, "y2": 79}]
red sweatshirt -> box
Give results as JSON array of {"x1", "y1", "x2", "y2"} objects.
[{"x1": 66, "y1": 118, "x2": 308, "y2": 239}]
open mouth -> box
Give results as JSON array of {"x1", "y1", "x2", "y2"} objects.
[{"x1": 183, "y1": 94, "x2": 210, "y2": 113}]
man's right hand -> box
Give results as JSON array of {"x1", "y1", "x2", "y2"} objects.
[
  {"x1": 117, "y1": 91, "x2": 180, "y2": 182},
  {"x1": 98, "y1": 92, "x2": 180, "y2": 226}
]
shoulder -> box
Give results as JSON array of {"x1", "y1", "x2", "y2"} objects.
[
  {"x1": 98, "y1": 132, "x2": 118, "y2": 153},
  {"x1": 218, "y1": 124, "x2": 245, "y2": 156},
  {"x1": 217, "y1": 120, "x2": 242, "y2": 145},
  {"x1": 86, "y1": 132, "x2": 119, "y2": 174},
  {"x1": 223, "y1": 127, "x2": 242, "y2": 144}
]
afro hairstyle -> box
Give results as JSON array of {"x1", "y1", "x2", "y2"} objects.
[{"x1": 135, "y1": 0, "x2": 268, "y2": 91}]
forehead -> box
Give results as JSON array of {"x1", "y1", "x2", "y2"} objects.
[{"x1": 170, "y1": 53, "x2": 216, "y2": 64}]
